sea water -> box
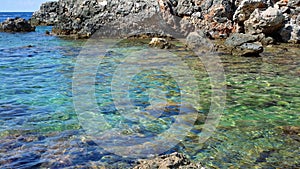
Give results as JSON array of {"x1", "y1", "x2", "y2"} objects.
[{"x1": 0, "y1": 12, "x2": 299, "y2": 168}]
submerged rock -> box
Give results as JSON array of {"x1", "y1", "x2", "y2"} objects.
[
  {"x1": 133, "y1": 152, "x2": 204, "y2": 169},
  {"x1": 149, "y1": 37, "x2": 173, "y2": 49},
  {"x1": 0, "y1": 18, "x2": 35, "y2": 32}
]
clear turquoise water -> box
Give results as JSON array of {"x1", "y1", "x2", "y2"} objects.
[{"x1": 0, "y1": 15, "x2": 299, "y2": 168}]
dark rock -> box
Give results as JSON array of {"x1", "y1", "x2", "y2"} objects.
[
  {"x1": 30, "y1": 1, "x2": 59, "y2": 26},
  {"x1": 225, "y1": 33, "x2": 259, "y2": 47},
  {"x1": 0, "y1": 18, "x2": 35, "y2": 32},
  {"x1": 133, "y1": 152, "x2": 203, "y2": 169},
  {"x1": 225, "y1": 33, "x2": 263, "y2": 56},
  {"x1": 233, "y1": 42, "x2": 264, "y2": 56},
  {"x1": 279, "y1": 21, "x2": 300, "y2": 43}
]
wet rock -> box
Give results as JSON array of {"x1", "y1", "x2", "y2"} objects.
[
  {"x1": 225, "y1": 33, "x2": 259, "y2": 46},
  {"x1": 0, "y1": 18, "x2": 35, "y2": 32},
  {"x1": 225, "y1": 33, "x2": 263, "y2": 56},
  {"x1": 186, "y1": 30, "x2": 214, "y2": 52},
  {"x1": 133, "y1": 152, "x2": 204, "y2": 169},
  {"x1": 149, "y1": 37, "x2": 173, "y2": 49},
  {"x1": 244, "y1": 7, "x2": 285, "y2": 35},
  {"x1": 280, "y1": 126, "x2": 300, "y2": 135},
  {"x1": 233, "y1": 42, "x2": 264, "y2": 56},
  {"x1": 261, "y1": 36, "x2": 276, "y2": 45}
]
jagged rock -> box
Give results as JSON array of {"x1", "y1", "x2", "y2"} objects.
[
  {"x1": 32, "y1": 0, "x2": 236, "y2": 39},
  {"x1": 233, "y1": 0, "x2": 268, "y2": 33},
  {"x1": 31, "y1": 1, "x2": 59, "y2": 26},
  {"x1": 149, "y1": 37, "x2": 173, "y2": 49},
  {"x1": 175, "y1": 0, "x2": 200, "y2": 17},
  {"x1": 192, "y1": 0, "x2": 235, "y2": 38},
  {"x1": 244, "y1": 7, "x2": 285, "y2": 35},
  {"x1": 133, "y1": 152, "x2": 204, "y2": 169},
  {"x1": 31, "y1": 0, "x2": 300, "y2": 44},
  {"x1": 0, "y1": 18, "x2": 35, "y2": 32},
  {"x1": 225, "y1": 33, "x2": 263, "y2": 56},
  {"x1": 276, "y1": 0, "x2": 300, "y2": 43}
]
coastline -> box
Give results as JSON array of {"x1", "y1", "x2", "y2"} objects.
[{"x1": 0, "y1": 0, "x2": 299, "y2": 168}]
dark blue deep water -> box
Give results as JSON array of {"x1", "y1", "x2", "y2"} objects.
[
  {"x1": 0, "y1": 12, "x2": 299, "y2": 168},
  {"x1": 0, "y1": 12, "x2": 33, "y2": 22}
]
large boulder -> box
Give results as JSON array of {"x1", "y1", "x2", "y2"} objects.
[
  {"x1": 233, "y1": 0, "x2": 268, "y2": 32},
  {"x1": 225, "y1": 33, "x2": 263, "y2": 56},
  {"x1": 0, "y1": 18, "x2": 35, "y2": 32},
  {"x1": 244, "y1": 7, "x2": 285, "y2": 35}
]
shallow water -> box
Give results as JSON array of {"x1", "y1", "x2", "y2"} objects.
[{"x1": 0, "y1": 25, "x2": 299, "y2": 168}]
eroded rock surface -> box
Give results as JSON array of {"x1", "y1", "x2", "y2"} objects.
[
  {"x1": 225, "y1": 33, "x2": 263, "y2": 56},
  {"x1": 31, "y1": 0, "x2": 300, "y2": 44},
  {"x1": 0, "y1": 18, "x2": 35, "y2": 32}
]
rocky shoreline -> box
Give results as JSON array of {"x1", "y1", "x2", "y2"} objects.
[
  {"x1": 0, "y1": 0, "x2": 298, "y2": 55},
  {"x1": 31, "y1": 0, "x2": 299, "y2": 41}
]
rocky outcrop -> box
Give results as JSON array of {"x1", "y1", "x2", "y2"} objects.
[
  {"x1": 244, "y1": 7, "x2": 285, "y2": 35},
  {"x1": 31, "y1": 0, "x2": 235, "y2": 39},
  {"x1": 225, "y1": 33, "x2": 263, "y2": 56},
  {"x1": 32, "y1": 0, "x2": 300, "y2": 44},
  {"x1": 233, "y1": 0, "x2": 269, "y2": 33},
  {"x1": 133, "y1": 152, "x2": 204, "y2": 169},
  {"x1": 0, "y1": 18, "x2": 35, "y2": 32},
  {"x1": 30, "y1": 1, "x2": 59, "y2": 26},
  {"x1": 277, "y1": 0, "x2": 300, "y2": 43}
]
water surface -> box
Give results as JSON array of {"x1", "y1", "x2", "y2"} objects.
[{"x1": 0, "y1": 14, "x2": 299, "y2": 168}]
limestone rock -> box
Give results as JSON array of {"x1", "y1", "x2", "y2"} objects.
[
  {"x1": 244, "y1": 7, "x2": 285, "y2": 35},
  {"x1": 149, "y1": 37, "x2": 173, "y2": 49}
]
